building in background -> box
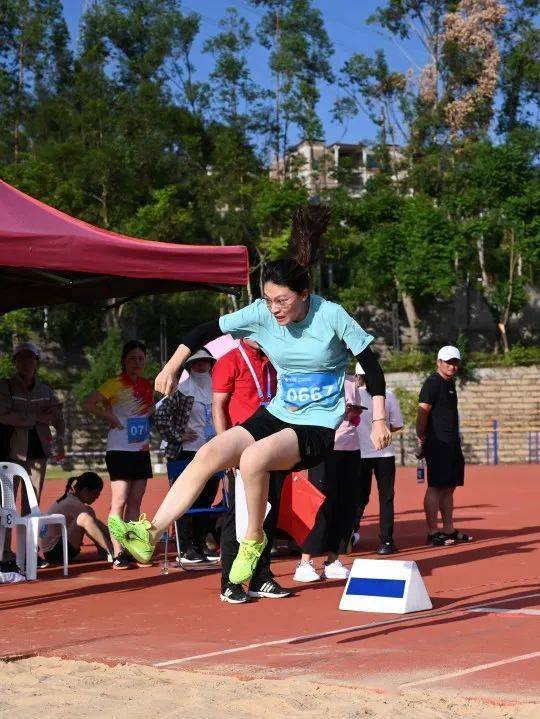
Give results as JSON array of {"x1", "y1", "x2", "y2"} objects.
[{"x1": 270, "y1": 140, "x2": 404, "y2": 196}]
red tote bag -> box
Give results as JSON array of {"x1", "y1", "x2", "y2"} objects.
[{"x1": 277, "y1": 470, "x2": 325, "y2": 546}]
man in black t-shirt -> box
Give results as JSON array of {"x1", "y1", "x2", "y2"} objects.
[{"x1": 416, "y1": 346, "x2": 472, "y2": 547}]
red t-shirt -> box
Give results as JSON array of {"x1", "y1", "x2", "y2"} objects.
[{"x1": 212, "y1": 341, "x2": 277, "y2": 426}]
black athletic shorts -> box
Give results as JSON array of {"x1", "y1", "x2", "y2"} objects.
[
  {"x1": 240, "y1": 406, "x2": 335, "y2": 471},
  {"x1": 105, "y1": 450, "x2": 152, "y2": 481},
  {"x1": 425, "y1": 439, "x2": 465, "y2": 488}
]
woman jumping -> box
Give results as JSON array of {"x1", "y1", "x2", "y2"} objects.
[{"x1": 108, "y1": 205, "x2": 391, "y2": 585}]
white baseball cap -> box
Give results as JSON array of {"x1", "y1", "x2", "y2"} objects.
[
  {"x1": 437, "y1": 345, "x2": 461, "y2": 362},
  {"x1": 13, "y1": 342, "x2": 41, "y2": 359},
  {"x1": 355, "y1": 362, "x2": 365, "y2": 375}
]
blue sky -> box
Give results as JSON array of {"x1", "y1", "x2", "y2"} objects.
[{"x1": 60, "y1": 1, "x2": 427, "y2": 144}]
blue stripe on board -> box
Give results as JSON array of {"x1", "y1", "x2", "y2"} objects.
[{"x1": 346, "y1": 577, "x2": 406, "y2": 599}]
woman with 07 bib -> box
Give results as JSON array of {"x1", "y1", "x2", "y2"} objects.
[
  {"x1": 84, "y1": 340, "x2": 153, "y2": 570},
  {"x1": 109, "y1": 205, "x2": 391, "y2": 585}
]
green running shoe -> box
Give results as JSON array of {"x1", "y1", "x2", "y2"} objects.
[
  {"x1": 229, "y1": 532, "x2": 268, "y2": 585},
  {"x1": 108, "y1": 514, "x2": 155, "y2": 564}
]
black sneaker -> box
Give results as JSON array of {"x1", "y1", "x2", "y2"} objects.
[
  {"x1": 377, "y1": 541, "x2": 399, "y2": 555},
  {"x1": 247, "y1": 579, "x2": 292, "y2": 599},
  {"x1": 112, "y1": 554, "x2": 132, "y2": 570},
  {"x1": 220, "y1": 582, "x2": 248, "y2": 603},
  {"x1": 181, "y1": 548, "x2": 207, "y2": 564},
  {"x1": 37, "y1": 555, "x2": 50, "y2": 569}
]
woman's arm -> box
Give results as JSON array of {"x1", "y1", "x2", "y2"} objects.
[
  {"x1": 155, "y1": 320, "x2": 224, "y2": 395},
  {"x1": 83, "y1": 391, "x2": 123, "y2": 429},
  {"x1": 354, "y1": 346, "x2": 391, "y2": 451}
]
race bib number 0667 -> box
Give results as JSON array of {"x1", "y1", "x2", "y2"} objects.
[{"x1": 281, "y1": 371, "x2": 339, "y2": 411}]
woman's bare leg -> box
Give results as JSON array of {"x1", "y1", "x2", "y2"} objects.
[
  {"x1": 239, "y1": 429, "x2": 301, "y2": 542},
  {"x1": 149, "y1": 426, "x2": 255, "y2": 542},
  {"x1": 109, "y1": 480, "x2": 130, "y2": 556},
  {"x1": 125, "y1": 479, "x2": 147, "y2": 521}
]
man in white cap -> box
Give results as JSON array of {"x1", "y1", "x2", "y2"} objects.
[
  {"x1": 416, "y1": 345, "x2": 472, "y2": 546},
  {"x1": 352, "y1": 362, "x2": 404, "y2": 554},
  {"x1": 0, "y1": 342, "x2": 65, "y2": 564}
]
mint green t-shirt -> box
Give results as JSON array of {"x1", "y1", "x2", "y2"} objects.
[{"x1": 218, "y1": 295, "x2": 373, "y2": 429}]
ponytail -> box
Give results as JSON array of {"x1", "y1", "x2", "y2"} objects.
[
  {"x1": 57, "y1": 472, "x2": 103, "y2": 502},
  {"x1": 262, "y1": 203, "x2": 331, "y2": 293},
  {"x1": 290, "y1": 203, "x2": 331, "y2": 269}
]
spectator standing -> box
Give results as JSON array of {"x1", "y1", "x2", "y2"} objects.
[
  {"x1": 83, "y1": 340, "x2": 154, "y2": 569},
  {"x1": 213, "y1": 339, "x2": 290, "y2": 603},
  {"x1": 165, "y1": 347, "x2": 221, "y2": 564},
  {"x1": 294, "y1": 375, "x2": 365, "y2": 582},
  {"x1": 40, "y1": 472, "x2": 113, "y2": 566},
  {"x1": 416, "y1": 345, "x2": 472, "y2": 546},
  {"x1": 352, "y1": 362, "x2": 404, "y2": 555},
  {"x1": 0, "y1": 342, "x2": 65, "y2": 564}
]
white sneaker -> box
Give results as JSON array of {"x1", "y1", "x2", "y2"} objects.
[
  {"x1": 322, "y1": 559, "x2": 350, "y2": 580},
  {"x1": 293, "y1": 560, "x2": 321, "y2": 582}
]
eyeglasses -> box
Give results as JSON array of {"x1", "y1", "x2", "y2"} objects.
[{"x1": 263, "y1": 295, "x2": 297, "y2": 310}]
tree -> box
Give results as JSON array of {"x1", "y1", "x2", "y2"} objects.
[
  {"x1": 334, "y1": 49, "x2": 409, "y2": 149},
  {"x1": 250, "y1": 0, "x2": 334, "y2": 168},
  {"x1": 204, "y1": 8, "x2": 262, "y2": 133},
  {"x1": 0, "y1": 0, "x2": 71, "y2": 162},
  {"x1": 441, "y1": 139, "x2": 538, "y2": 351},
  {"x1": 497, "y1": 0, "x2": 540, "y2": 134},
  {"x1": 339, "y1": 184, "x2": 459, "y2": 345},
  {"x1": 441, "y1": 0, "x2": 507, "y2": 141}
]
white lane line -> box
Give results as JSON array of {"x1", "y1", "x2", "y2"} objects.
[
  {"x1": 154, "y1": 614, "x2": 425, "y2": 666},
  {"x1": 469, "y1": 607, "x2": 540, "y2": 616},
  {"x1": 154, "y1": 591, "x2": 540, "y2": 668},
  {"x1": 400, "y1": 650, "x2": 540, "y2": 688}
]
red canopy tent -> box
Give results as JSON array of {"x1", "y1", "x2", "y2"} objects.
[{"x1": 0, "y1": 180, "x2": 248, "y2": 312}]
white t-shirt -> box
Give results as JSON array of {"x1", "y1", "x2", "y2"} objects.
[
  {"x1": 357, "y1": 387, "x2": 403, "y2": 459},
  {"x1": 177, "y1": 372, "x2": 215, "y2": 452}
]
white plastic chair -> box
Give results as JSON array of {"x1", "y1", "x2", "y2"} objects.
[{"x1": 0, "y1": 462, "x2": 68, "y2": 581}]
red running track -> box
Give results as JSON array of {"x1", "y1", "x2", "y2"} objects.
[{"x1": 1, "y1": 464, "x2": 539, "y2": 702}]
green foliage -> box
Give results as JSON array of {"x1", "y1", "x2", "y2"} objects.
[
  {"x1": 392, "y1": 386, "x2": 418, "y2": 428},
  {"x1": 72, "y1": 330, "x2": 124, "y2": 402},
  {"x1": 382, "y1": 345, "x2": 540, "y2": 375},
  {"x1": 382, "y1": 349, "x2": 435, "y2": 374},
  {"x1": 471, "y1": 345, "x2": 540, "y2": 368},
  {"x1": 250, "y1": 0, "x2": 334, "y2": 153}
]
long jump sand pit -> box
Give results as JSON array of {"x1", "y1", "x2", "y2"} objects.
[{"x1": 1, "y1": 656, "x2": 538, "y2": 719}]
